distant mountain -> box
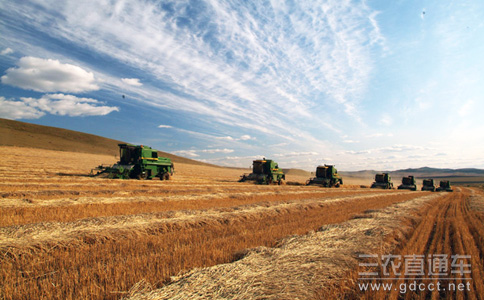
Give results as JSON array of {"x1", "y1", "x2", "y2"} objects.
[
  {"x1": 0, "y1": 118, "x2": 216, "y2": 166},
  {"x1": 395, "y1": 167, "x2": 484, "y2": 175},
  {"x1": 391, "y1": 167, "x2": 484, "y2": 177}
]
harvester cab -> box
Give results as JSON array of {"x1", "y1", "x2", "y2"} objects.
[
  {"x1": 397, "y1": 175, "x2": 417, "y2": 191},
  {"x1": 239, "y1": 158, "x2": 285, "y2": 185},
  {"x1": 371, "y1": 173, "x2": 394, "y2": 189},
  {"x1": 421, "y1": 179, "x2": 436, "y2": 192},
  {"x1": 436, "y1": 180, "x2": 453, "y2": 192},
  {"x1": 91, "y1": 144, "x2": 174, "y2": 180},
  {"x1": 306, "y1": 164, "x2": 343, "y2": 187}
]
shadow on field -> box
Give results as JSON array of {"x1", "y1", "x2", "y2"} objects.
[{"x1": 56, "y1": 172, "x2": 92, "y2": 177}]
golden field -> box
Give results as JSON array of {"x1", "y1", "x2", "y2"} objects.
[{"x1": 1, "y1": 146, "x2": 483, "y2": 300}]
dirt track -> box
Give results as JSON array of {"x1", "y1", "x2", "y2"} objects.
[
  {"x1": 1, "y1": 146, "x2": 483, "y2": 300},
  {"x1": 357, "y1": 187, "x2": 484, "y2": 299}
]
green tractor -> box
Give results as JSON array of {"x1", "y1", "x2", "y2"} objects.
[
  {"x1": 91, "y1": 144, "x2": 174, "y2": 180},
  {"x1": 421, "y1": 179, "x2": 436, "y2": 192},
  {"x1": 306, "y1": 165, "x2": 343, "y2": 187},
  {"x1": 397, "y1": 175, "x2": 417, "y2": 191},
  {"x1": 371, "y1": 173, "x2": 394, "y2": 189},
  {"x1": 239, "y1": 158, "x2": 285, "y2": 185},
  {"x1": 436, "y1": 180, "x2": 453, "y2": 192}
]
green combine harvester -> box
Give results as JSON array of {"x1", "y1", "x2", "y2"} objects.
[
  {"x1": 239, "y1": 158, "x2": 285, "y2": 185},
  {"x1": 91, "y1": 144, "x2": 174, "y2": 180},
  {"x1": 421, "y1": 179, "x2": 436, "y2": 192},
  {"x1": 397, "y1": 175, "x2": 417, "y2": 191},
  {"x1": 371, "y1": 173, "x2": 394, "y2": 189},
  {"x1": 306, "y1": 165, "x2": 343, "y2": 187},
  {"x1": 436, "y1": 180, "x2": 453, "y2": 192}
]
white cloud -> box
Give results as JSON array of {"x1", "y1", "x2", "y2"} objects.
[
  {"x1": 0, "y1": 96, "x2": 46, "y2": 119},
  {"x1": 0, "y1": 94, "x2": 119, "y2": 119},
  {"x1": 1, "y1": 0, "x2": 384, "y2": 141},
  {"x1": 171, "y1": 150, "x2": 200, "y2": 158},
  {"x1": 200, "y1": 148, "x2": 234, "y2": 154},
  {"x1": 173, "y1": 148, "x2": 234, "y2": 157},
  {"x1": 216, "y1": 136, "x2": 235, "y2": 141},
  {"x1": 157, "y1": 125, "x2": 173, "y2": 128},
  {"x1": 1, "y1": 56, "x2": 99, "y2": 93},
  {"x1": 240, "y1": 135, "x2": 254, "y2": 141},
  {"x1": 121, "y1": 78, "x2": 143, "y2": 87},
  {"x1": 273, "y1": 151, "x2": 319, "y2": 158},
  {"x1": 216, "y1": 135, "x2": 254, "y2": 141},
  {"x1": 1, "y1": 48, "x2": 13, "y2": 55}
]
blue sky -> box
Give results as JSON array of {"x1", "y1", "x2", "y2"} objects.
[{"x1": 1, "y1": 0, "x2": 483, "y2": 171}]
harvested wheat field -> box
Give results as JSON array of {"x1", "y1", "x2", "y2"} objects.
[{"x1": 1, "y1": 146, "x2": 483, "y2": 300}]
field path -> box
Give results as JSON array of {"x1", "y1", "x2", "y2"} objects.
[{"x1": 357, "y1": 187, "x2": 484, "y2": 299}]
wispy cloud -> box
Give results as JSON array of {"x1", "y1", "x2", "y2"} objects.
[
  {"x1": 1, "y1": 48, "x2": 13, "y2": 55},
  {"x1": 121, "y1": 78, "x2": 143, "y2": 87},
  {"x1": 157, "y1": 125, "x2": 173, "y2": 129},
  {"x1": 0, "y1": 0, "x2": 383, "y2": 137},
  {"x1": 172, "y1": 148, "x2": 234, "y2": 158}
]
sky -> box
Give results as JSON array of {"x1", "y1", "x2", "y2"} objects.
[{"x1": 0, "y1": 0, "x2": 483, "y2": 171}]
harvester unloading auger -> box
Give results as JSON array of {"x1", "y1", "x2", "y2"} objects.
[
  {"x1": 306, "y1": 165, "x2": 343, "y2": 187},
  {"x1": 90, "y1": 144, "x2": 174, "y2": 180},
  {"x1": 239, "y1": 158, "x2": 285, "y2": 185}
]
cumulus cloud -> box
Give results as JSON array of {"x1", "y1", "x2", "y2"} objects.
[
  {"x1": 1, "y1": 56, "x2": 99, "y2": 93},
  {"x1": 0, "y1": 96, "x2": 45, "y2": 119},
  {"x1": 121, "y1": 78, "x2": 143, "y2": 87},
  {"x1": 0, "y1": 94, "x2": 119, "y2": 119}
]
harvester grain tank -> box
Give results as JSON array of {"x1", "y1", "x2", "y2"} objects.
[
  {"x1": 239, "y1": 158, "x2": 285, "y2": 185},
  {"x1": 306, "y1": 164, "x2": 343, "y2": 187},
  {"x1": 371, "y1": 173, "x2": 394, "y2": 189},
  {"x1": 421, "y1": 179, "x2": 436, "y2": 192},
  {"x1": 397, "y1": 175, "x2": 417, "y2": 191},
  {"x1": 91, "y1": 144, "x2": 174, "y2": 180},
  {"x1": 436, "y1": 180, "x2": 453, "y2": 192}
]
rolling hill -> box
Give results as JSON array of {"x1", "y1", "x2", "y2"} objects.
[{"x1": 0, "y1": 118, "x2": 215, "y2": 166}]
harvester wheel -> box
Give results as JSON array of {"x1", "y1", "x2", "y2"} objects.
[
  {"x1": 161, "y1": 173, "x2": 170, "y2": 180},
  {"x1": 138, "y1": 172, "x2": 148, "y2": 180}
]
